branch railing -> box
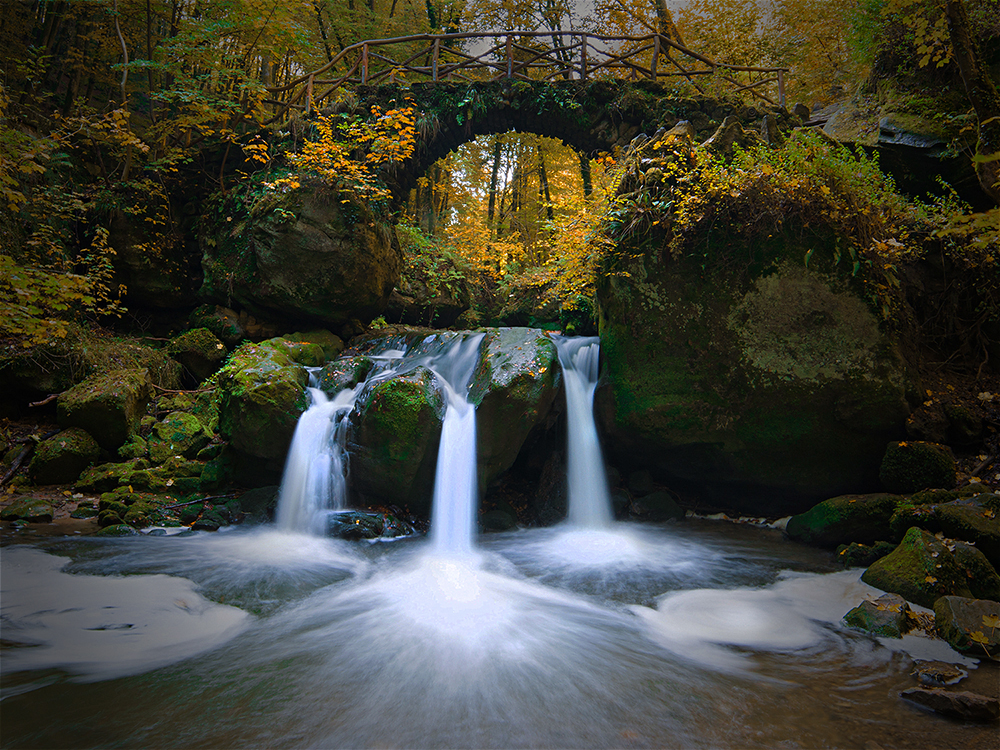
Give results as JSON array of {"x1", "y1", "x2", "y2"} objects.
[{"x1": 261, "y1": 31, "x2": 788, "y2": 125}]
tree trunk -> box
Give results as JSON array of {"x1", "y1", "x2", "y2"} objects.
[
  {"x1": 537, "y1": 144, "x2": 554, "y2": 222},
  {"x1": 487, "y1": 136, "x2": 502, "y2": 237},
  {"x1": 945, "y1": 0, "x2": 1000, "y2": 204},
  {"x1": 579, "y1": 152, "x2": 593, "y2": 199}
]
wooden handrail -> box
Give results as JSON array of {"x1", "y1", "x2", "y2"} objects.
[{"x1": 259, "y1": 31, "x2": 789, "y2": 125}]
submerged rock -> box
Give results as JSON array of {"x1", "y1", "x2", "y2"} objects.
[
  {"x1": 861, "y1": 527, "x2": 1000, "y2": 608},
  {"x1": 786, "y1": 493, "x2": 901, "y2": 547},
  {"x1": 326, "y1": 510, "x2": 414, "y2": 540},
  {"x1": 934, "y1": 596, "x2": 1000, "y2": 659},
  {"x1": 899, "y1": 688, "x2": 999, "y2": 722},
  {"x1": 57, "y1": 369, "x2": 153, "y2": 451},
  {"x1": 29, "y1": 428, "x2": 101, "y2": 485}
]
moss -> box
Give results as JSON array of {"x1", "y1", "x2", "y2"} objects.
[
  {"x1": 57, "y1": 368, "x2": 153, "y2": 451},
  {"x1": 29, "y1": 427, "x2": 101, "y2": 485},
  {"x1": 786, "y1": 493, "x2": 901, "y2": 547},
  {"x1": 879, "y1": 441, "x2": 957, "y2": 494}
]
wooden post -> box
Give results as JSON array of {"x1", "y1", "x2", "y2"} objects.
[
  {"x1": 361, "y1": 43, "x2": 369, "y2": 83},
  {"x1": 651, "y1": 35, "x2": 659, "y2": 80},
  {"x1": 506, "y1": 34, "x2": 513, "y2": 78},
  {"x1": 432, "y1": 37, "x2": 440, "y2": 81},
  {"x1": 777, "y1": 69, "x2": 786, "y2": 108}
]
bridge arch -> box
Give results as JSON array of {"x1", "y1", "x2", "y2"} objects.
[{"x1": 333, "y1": 80, "x2": 782, "y2": 207}]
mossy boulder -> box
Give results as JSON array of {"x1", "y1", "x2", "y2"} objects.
[
  {"x1": 349, "y1": 366, "x2": 444, "y2": 513},
  {"x1": 0, "y1": 500, "x2": 54, "y2": 522},
  {"x1": 785, "y1": 493, "x2": 902, "y2": 547},
  {"x1": 469, "y1": 328, "x2": 560, "y2": 489},
  {"x1": 214, "y1": 338, "x2": 310, "y2": 461},
  {"x1": 200, "y1": 177, "x2": 401, "y2": 329},
  {"x1": 97, "y1": 523, "x2": 140, "y2": 537},
  {"x1": 285, "y1": 330, "x2": 345, "y2": 361},
  {"x1": 889, "y1": 497, "x2": 1000, "y2": 568},
  {"x1": 76, "y1": 459, "x2": 148, "y2": 493},
  {"x1": 167, "y1": 328, "x2": 228, "y2": 383},
  {"x1": 28, "y1": 428, "x2": 101, "y2": 485},
  {"x1": 879, "y1": 441, "x2": 956, "y2": 494},
  {"x1": 57, "y1": 369, "x2": 153, "y2": 452},
  {"x1": 861, "y1": 527, "x2": 1000, "y2": 608},
  {"x1": 836, "y1": 541, "x2": 898, "y2": 567},
  {"x1": 843, "y1": 593, "x2": 913, "y2": 638},
  {"x1": 934, "y1": 596, "x2": 1000, "y2": 659},
  {"x1": 318, "y1": 356, "x2": 374, "y2": 396},
  {"x1": 148, "y1": 412, "x2": 212, "y2": 463},
  {"x1": 597, "y1": 248, "x2": 912, "y2": 514}
]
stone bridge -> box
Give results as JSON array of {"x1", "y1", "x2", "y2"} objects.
[{"x1": 328, "y1": 79, "x2": 788, "y2": 206}]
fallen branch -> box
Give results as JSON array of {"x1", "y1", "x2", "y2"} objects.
[
  {"x1": 971, "y1": 452, "x2": 997, "y2": 477},
  {"x1": 162, "y1": 493, "x2": 236, "y2": 510},
  {"x1": 0, "y1": 445, "x2": 33, "y2": 488},
  {"x1": 151, "y1": 384, "x2": 216, "y2": 394},
  {"x1": 29, "y1": 394, "x2": 59, "y2": 408}
]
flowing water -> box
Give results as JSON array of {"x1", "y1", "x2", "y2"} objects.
[{"x1": 1, "y1": 333, "x2": 994, "y2": 749}]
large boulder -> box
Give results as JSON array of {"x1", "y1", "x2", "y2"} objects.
[
  {"x1": 28, "y1": 428, "x2": 101, "y2": 485},
  {"x1": 214, "y1": 338, "x2": 312, "y2": 463},
  {"x1": 349, "y1": 366, "x2": 444, "y2": 513},
  {"x1": 469, "y1": 328, "x2": 560, "y2": 489},
  {"x1": 598, "y1": 250, "x2": 912, "y2": 513},
  {"x1": 785, "y1": 493, "x2": 901, "y2": 547},
  {"x1": 879, "y1": 440, "x2": 957, "y2": 494},
  {"x1": 862, "y1": 527, "x2": 1000, "y2": 608},
  {"x1": 57, "y1": 369, "x2": 153, "y2": 452},
  {"x1": 167, "y1": 328, "x2": 228, "y2": 384},
  {"x1": 200, "y1": 177, "x2": 401, "y2": 329},
  {"x1": 147, "y1": 412, "x2": 213, "y2": 463}
]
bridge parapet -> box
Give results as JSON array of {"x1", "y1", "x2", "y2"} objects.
[{"x1": 262, "y1": 32, "x2": 787, "y2": 126}]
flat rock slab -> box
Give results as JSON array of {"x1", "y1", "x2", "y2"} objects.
[{"x1": 900, "y1": 688, "x2": 999, "y2": 722}]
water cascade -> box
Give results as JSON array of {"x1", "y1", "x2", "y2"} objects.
[
  {"x1": 553, "y1": 336, "x2": 613, "y2": 528},
  {"x1": 427, "y1": 333, "x2": 486, "y2": 555},
  {"x1": 276, "y1": 385, "x2": 361, "y2": 534}
]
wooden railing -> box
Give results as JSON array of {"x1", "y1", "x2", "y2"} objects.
[{"x1": 261, "y1": 31, "x2": 788, "y2": 124}]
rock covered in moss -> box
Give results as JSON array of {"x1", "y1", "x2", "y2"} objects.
[
  {"x1": 349, "y1": 366, "x2": 444, "y2": 513},
  {"x1": 167, "y1": 328, "x2": 228, "y2": 383},
  {"x1": 786, "y1": 493, "x2": 901, "y2": 547},
  {"x1": 469, "y1": 328, "x2": 560, "y2": 488},
  {"x1": 843, "y1": 593, "x2": 913, "y2": 638},
  {"x1": 0, "y1": 500, "x2": 54, "y2": 522},
  {"x1": 836, "y1": 541, "x2": 898, "y2": 567},
  {"x1": 148, "y1": 412, "x2": 212, "y2": 463},
  {"x1": 214, "y1": 338, "x2": 310, "y2": 461},
  {"x1": 861, "y1": 527, "x2": 1000, "y2": 608},
  {"x1": 76, "y1": 459, "x2": 148, "y2": 493},
  {"x1": 598, "y1": 248, "x2": 912, "y2": 514},
  {"x1": 934, "y1": 596, "x2": 1000, "y2": 659},
  {"x1": 29, "y1": 428, "x2": 101, "y2": 485},
  {"x1": 96, "y1": 523, "x2": 140, "y2": 537},
  {"x1": 879, "y1": 441, "x2": 956, "y2": 494},
  {"x1": 326, "y1": 510, "x2": 414, "y2": 539},
  {"x1": 319, "y1": 356, "x2": 373, "y2": 396},
  {"x1": 285, "y1": 330, "x2": 344, "y2": 361},
  {"x1": 888, "y1": 496, "x2": 1000, "y2": 568},
  {"x1": 57, "y1": 369, "x2": 153, "y2": 451},
  {"x1": 199, "y1": 177, "x2": 401, "y2": 329}
]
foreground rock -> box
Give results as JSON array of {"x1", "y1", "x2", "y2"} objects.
[
  {"x1": 28, "y1": 428, "x2": 101, "y2": 485},
  {"x1": 861, "y1": 527, "x2": 1000, "y2": 608},
  {"x1": 899, "y1": 688, "x2": 999, "y2": 722},
  {"x1": 934, "y1": 596, "x2": 1000, "y2": 659},
  {"x1": 786, "y1": 493, "x2": 900, "y2": 547},
  {"x1": 843, "y1": 593, "x2": 913, "y2": 638}
]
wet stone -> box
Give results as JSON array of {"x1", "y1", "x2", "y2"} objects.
[
  {"x1": 843, "y1": 593, "x2": 912, "y2": 638},
  {"x1": 911, "y1": 660, "x2": 968, "y2": 687},
  {"x1": 899, "y1": 688, "x2": 999, "y2": 722}
]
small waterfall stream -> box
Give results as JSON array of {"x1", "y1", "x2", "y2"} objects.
[{"x1": 553, "y1": 336, "x2": 614, "y2": 528}]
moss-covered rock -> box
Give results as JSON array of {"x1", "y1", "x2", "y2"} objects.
[
  {"x1": 28, "y1": 428, "x2": 101, "y2": 485},
  {"x1": 167, "y1": 328, "x2": 228, "y2": 383},
  {"x1": 76, "y1": 459, "x2": 148, "y2": 493},
  {"x1": 318, "y1": 356, "x2": 374, "y2": 396},
  {"x1": 214, "y1": 338, "x2": 310, "y2": 461},
  {"x1": 836, "y1": 541, "x2": 898, "y2": 567},
  {"x1": 97, "y1": 523, "x2": 140, "y2": 536},
  {"x1": 934, "y1": 596, "x2": 1000, "y2": 659},
  {"x1": 469, "y1": 328, "x2": 560, "y2": 489},
  {"x1": 200, "y1": 176, "x2": 401, "y2": 329},
  {"x1": 148, "y1": 411, "x2": 212, "y2": 463},
  {"x1": 843, "y1": 593, "x2": 913, "y2": 638},
  {"x1": 0, "y1": 500, "x2": 54, "y2": 522},
  {"x1": 888, "y1": 497, "x2": 1000, "y2": 568},
  {"x1": 861, "y1": 527, "x2": 1000, "y2": 608},
  {"x1": 598, "y1": 245, "x2": 912, "y2": 514},
  {"x1": 57, "y1": 369, "x2": 153, "y2": 451},
  {"x1": 785, "y1": 493, "x2": 901, "y2": 547},
  {"x1": 879, "y1": 440, "x2": 956, "y2": 494},
  {"x1": 285, "y1": 330, "x2": 344, "y2": 361},
  {"x1": 349, "y1": 366, "x2": 444, "y2": 513}
]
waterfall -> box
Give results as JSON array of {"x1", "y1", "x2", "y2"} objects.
[
  {"x1": 553, "y1": 336, "x2": 614, "y2": 528},
  {"x1": 276, "y1": 386, "x2": 361, "y2": 534},
  {"x1": 427, "y1": 333, "x2": 485, "y2": 555}
]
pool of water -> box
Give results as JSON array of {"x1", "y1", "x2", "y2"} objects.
[{"x1": 1, "y1": 520, "x2": 994, "y2": 749}]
